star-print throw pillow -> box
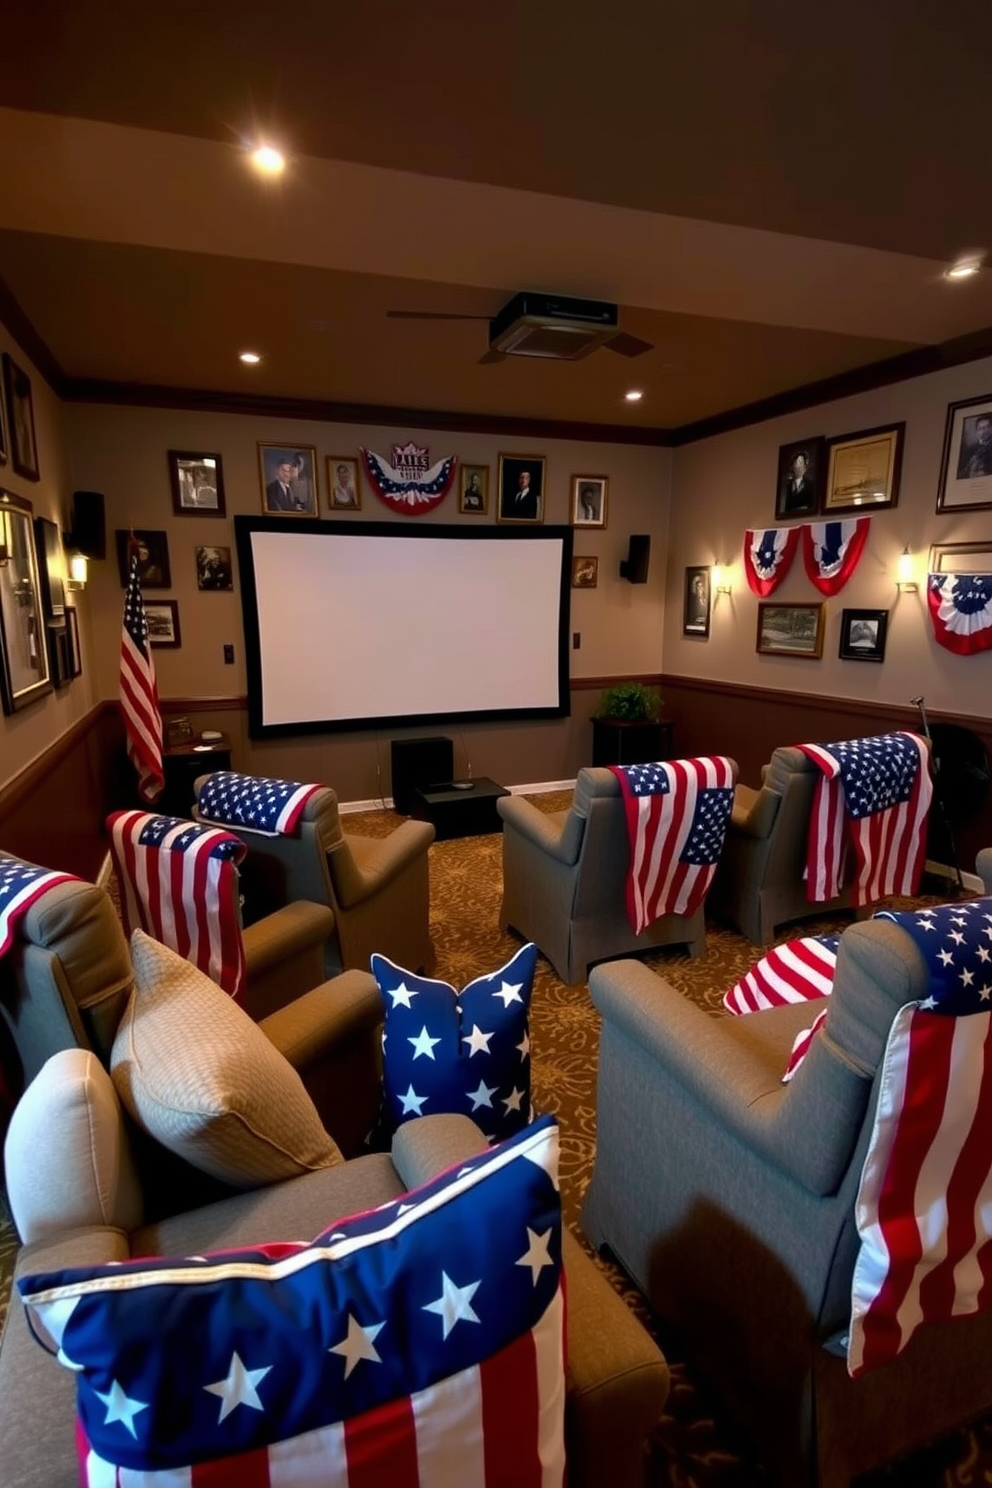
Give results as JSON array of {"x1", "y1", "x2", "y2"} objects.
[{"x1": 372, "y1": 942, "x2": 537, "y2": 1142}]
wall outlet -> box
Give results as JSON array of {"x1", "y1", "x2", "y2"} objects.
[
  {"x1": 223, "y1": 644, "x2": 234, "y2": 664},
  {"x1": 573, "y1": 632, "x2": 581, "y2": 649}
]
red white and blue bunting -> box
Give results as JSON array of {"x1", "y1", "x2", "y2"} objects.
[
  {"x1": 742, "y1": 526, "x2": 801, "y2": 597},
  {"x1": 360, "y1": 442, "x2": 457, "y2": 516},
  {"x1": 802, "y1": 517, "x2": 870, "y2": 596},
  {"x1": 927, "y1": 573, "x2": 992, "y2": 656}
]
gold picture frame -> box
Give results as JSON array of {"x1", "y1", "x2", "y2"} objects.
[
  {"x1": 258, "y1": 443, "x2": 319, "y2": 516},
  {"x1": 327, "y1": 456, "x2": 362, "y2": 511},
  {"x1": 823, "y1": 423, "x2": 904, "y2": 512},
  {"x1": 928, "y1": 540, "x2": 992, "y2": 575},
  {"x1": 756, "y1": 601, "x2": 825, "y2": 659},
  {"x1": 459, "y1": 464, "x2": 489, "y2": 515}
]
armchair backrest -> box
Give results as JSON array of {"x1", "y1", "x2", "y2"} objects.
[
  {"x1": 194, "y1": 781, "x2": 345, "y2": 914},
  {"x1": 756, "y1": 746, "x2": 831, "y2": 882},
  {"x1": 569, "y1": 768, "x2": 636, "y2": 911}
]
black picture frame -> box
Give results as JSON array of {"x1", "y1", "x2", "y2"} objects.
[
  {"x1": 683, "y1": 565, "x2": 711, "y2": 637},
  {"x1": 775, "y1": 436, "x2": 825, "y2": 520},
  {"x1": 2, "y1": 353, "x2": 40, "y2": 481},
  {"x1": 0, "y1": 489, "x2": 52, "y2": 713},
  {"x1": 571, "y1": 555, "x2": 599, "y2": 589},
  {"x1": 496, "y1": 453, "x2": 546, "y2": 524},
  {"x1": 169, "y1": 450, "x2": 226, "y2": 515},
  {"x1": 839, "y1": 607, "x2": 888, "y2": 663},
  {"x1": 145, "y1": 599, "x2": 181, "y2": 648},
  {"x1": 936, "y1": 394, "x2": 992, "y2": 514},
  {"x1": 195, "y1": 545, "x2": 234, "y2": 591},
  {"x1": 33, "y1": 516, "x2": 66, "y2": 620},
  {"x1": 115, "y1": 529, "x2": 171, "y2": 588},
  {"x1": 65, "y1": 604, "x2": 82, "y2": 678}
]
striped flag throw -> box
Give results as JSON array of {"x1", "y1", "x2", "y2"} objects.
[{"x1": 723, "y1": 934, "x2": 840, "y2": 1016}]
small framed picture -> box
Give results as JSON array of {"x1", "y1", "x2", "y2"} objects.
[
  {"x1": 936, "y1": 395, "x2": 992, "y2": 513},
  {"x1": 195, "y1": 545, "x2": 234, "y2": 591},
  {"x1": 169, "y1": 450, "x2": 225, "y2": 515},
  {"x1": 145, "y1": 599, "x2": 181, "y2": 648},
  {"x1": 928, "y1": 540, "x2": 992, "y2": 575},
  {"x1": 775, "y1": 437, "x2": 824, "y2": 520},
  {"x1": 259, "y1": 443, "x2": 319, "y2": 515},
  {"x1": 571, "y1": 475, "x2": 609, "y2": 528},
  {"x1": 3, "y1": 352, "x2": 40, "y2": 481},
  {"x1": 823, "y1": 423, "x2": 904, "y2": 513},
  {"x1": 33, "y1": 516, "x2": 66, "y2": 620},
  {"x1": 0, "y1": 372, "x2": 7, "y2": 465},
  {"x1": 459, "y1": 464, "x2": 489, "y2": 515},
  {"x1": 66, "y1": 604, "x2": 82, "y2": 678},
  {"x1": 683, "y1": 565, "x2": 711, "y2": 637},
  {"x1": 571, "y1": 555, "x2": 599, "y2": 589},
  {"x1": 115, "y1": 529, "x2": 171, "y2": 588},
  {"x1": 496, "y1": 453, "x2": 546, "y2": 524},
  {"x1": 839, "y1": 607, "x2": 888, "y2": 663},
  {"x1": 756, "y1": 601, "x2": 825, "y2": 659},
  {"x1": 327, "y1": 456, "x2": 362, "y2": 511}
]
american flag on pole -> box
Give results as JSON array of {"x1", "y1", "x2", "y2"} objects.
[
  {"x1": 0, "y1": 852, "x2": 78, "y2": 959},
  {"x1": 611, "y1": 756, "x2": 735, "y2": 931},
  {"x1": 848, "y1": 898, "x2": 992, "y2": 1375},
  {"x1": 107, "y1": 810, "x2": 247, "y2": 999},
  {"x1": 196, "y1": 771, "x2": 323, "y2": 836},
  {"x1": 798, "y1": 732, "x2": 932, "y2": 905},
  {"x1": 19, "y1": 1116, "x2": 566, "y2": 1487},
  {"x1": 119, "y1": 554, "x2": 164, "y2": 803},
  {"x1": 742, "y1": 526, "x2": 800, "y2": 597}
]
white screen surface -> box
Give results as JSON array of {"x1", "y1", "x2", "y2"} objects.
[{"x1": 240, "y1": 524, "x2": 569, "y2": 731}]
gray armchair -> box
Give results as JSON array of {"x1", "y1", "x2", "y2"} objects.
[
  {"x1": 195, "y1": 779, "x2": 435, "y2": 977},
  {"x1": 978, "y1": 849, "x2": 992, "y2": 893},
  {"x1": 497, "y1": 764, "x2": 737, "y2": 985},
  {"x1": 581, "y1": 918, "x2": 992, "y2": 1487}
]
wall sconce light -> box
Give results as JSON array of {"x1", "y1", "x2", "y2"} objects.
[
  {"x1": 712, "y1": 563, "x2": 732, "y2": 595},
  {"x1": 896, "y1": 547, "x2": 918, "y2": 592},
  {"x1": 66, "y1": 553, "x2": 88, "y2": 591},
  {"x1": 0, "y1": 508, "x2": 8, "y2": 567}
]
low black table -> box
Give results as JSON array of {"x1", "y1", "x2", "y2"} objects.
[{"x1": 411, "y1": 777, "x2": 510, "y2": 840}]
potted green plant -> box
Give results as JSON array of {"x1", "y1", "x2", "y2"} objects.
[{"x1": 594, "y1": 681, "x2": 662, "y2": 723}]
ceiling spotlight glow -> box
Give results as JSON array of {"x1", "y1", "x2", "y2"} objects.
[
  {"x1": 945, "y1": 260, "x2": 981, "y2": 280},
  {"x1": 624, "y1": 389, "x2": 643, "y2": 402},
  {"x1": 251, "y1": 144, "x2": 286, "y2": 176},
  {"x1": 239, "y1": 351, "x2": 262, "y2": 365}
]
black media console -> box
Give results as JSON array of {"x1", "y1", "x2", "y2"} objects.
[{"x1": 410, "y1": 777, "x2": 510, "y2": 840}]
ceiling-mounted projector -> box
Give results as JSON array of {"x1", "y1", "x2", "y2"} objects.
[{"x1": 488, "y1": 291, "x2": 620, "y2": 361}]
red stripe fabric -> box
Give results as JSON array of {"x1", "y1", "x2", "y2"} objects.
[
  {"x1": 482, "y1": 1327, "x2": 542, "y2": 1487},
  {"x1": 344, "y1": 1393, "x2": 419, "y2": 1487}
]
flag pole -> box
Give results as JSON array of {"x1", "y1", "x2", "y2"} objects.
[{"x1": 911, "y1": 695, "x2": 965, "y2": 895}]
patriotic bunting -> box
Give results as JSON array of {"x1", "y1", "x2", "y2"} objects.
[
  {"x1": 927, "y1": 572, "x2": 992, "y2": 656},
  {"x1": 119, "y1": 554, "x2": 164, "y2": 803},
  {"x1": 360, "y1": 443, "x2": 457, "y2": 516},
  {"x1": 743, "y1": 526, "x2": 800, "y2": 597},
  {"x1": 802, "y1": 517, "x2": 870, "y2": 596},
  {"x1": 196, "y1": 771, "x2": 323, "y2": 836}
]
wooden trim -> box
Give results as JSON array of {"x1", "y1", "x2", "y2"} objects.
[
  {"x1": 0, "y1": 700, "x2": 114, "y2": 816},
  {"x1": 161, "y1": 695, "x2": 247, "y2": 713}
]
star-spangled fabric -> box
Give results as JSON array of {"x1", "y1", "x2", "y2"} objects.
[
  {"x1": 196, "y1": 771, "x2": 322, "y2": 836},
  {"x1": 742, "y1": 526, "x2": 801, "y2": 597},
  {"x1": 119, "y1": 553, "x2": 164, "y2": 803},
  {"x1": 802, "y1": 516, "x2": 870, "y2": 596},
  {"x1": 927, "y1": 573, "x2": 992, "y2": 656},
  {"x1": 848, "y1": 898, "x2": 992, "y2": 1376},
  {"x1": 0, "y1": 851, "x2": 78, "y2": 959},
  {"x1": 360, "y1": 447, "x2": 457, "y2": 515},
  {"x1": 107, "y1": 809, "x2": 248, "y2": 998},
  {"x1": 798, "y1": 732, "x2": 932, "y2": 905},
  {"x1": 610, "y1": 757, "x2": 735, "y2": 932},
  {"x1": 723, "y1": 934, "x2": 840, "y2": 1016},
  {"x1": 372, "y1": 943, "x2": 537, "y2": 1142},
  {"x1": 19, "y1": 1116, "x2": 565, "y2": 1487}
]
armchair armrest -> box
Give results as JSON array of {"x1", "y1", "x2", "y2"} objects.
[
  {"x1": 730, "y1": 782, "x2": 780, "y2": 838},
  {"x1": 242, "y1": 901, "x2": 335, "y2": 1019},
  {"x1": 331, "y1": 820, "x2": 434, "y2": 907},
  {"x1": 977, "y1": 847, "x2": 992, "y2": 895},
  {"x1": 497, "y1": 795, "x2": 581, "y2": 864},
  {"x1": 391, "y1": 1112, "x2": 488, "y2": 1189}
]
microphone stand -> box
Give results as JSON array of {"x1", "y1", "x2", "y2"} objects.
[{"x1": 911, "y1": 695, "x2": 965, "y2": 895}]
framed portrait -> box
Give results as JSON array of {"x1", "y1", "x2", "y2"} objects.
[
  {"x1": 144, "y1": 599, "x2": 181, "y2": 648},
  {"x1": 459, "y1": 464, "x2": 489, "y2": 515},
  {"x1": 195, "y1": 545, "x2": 234, "y2": 591},
  {"x1": 839, "y1": 607, "x2": 888, "y2": 663},
  {"x1": 65, "y1": 604, "x2": 82, "y2": 678},
  {"x1": 571, "y1": 475, "x2": 609, "y2": 528},
  {"x1": 259, "y1": 443, "x2": 319, "y2": 516},
  {"x1": 169, "y1": 450, "x2": 226, "y2": 515},
  {"x1": 2, "y1": 353, "x2": 40, "y2": 481},
  {"x1": 683, "y1": 565, "x2": 711, "y2": 637},
  {"x1": 928, "y1": 540, "x2": 992, "y2": 575},
  {"x1": 116, "y1": 529, "x2": 171, "y2": 588},
  {"x1": 571, "y1": 555, "x2": 599, "y2": 589},
  {"x1": 33, "y1": 516, "x2": 66, "y2": 620},
  {"x1": 0, "y1": 490, "x2": 52, "y2": 713},
  {"x1": 823, "y1": 423, "x2": 904, "y2": 513},
  {"x1": 326, "y1": 456, "x2": 362, "y2": 511},
  {"x1": 496, "y1": 453, "x2": 546, "y2": 524},
  {"x1": 756, "y1": 601, "x2": 825, "y2": 659},
  {"x1": 775, "y1": 436, "x2": 824, "y2": 520},
  {"x1": 936, "y1": 395, "x2": 992, "y2": 513}
]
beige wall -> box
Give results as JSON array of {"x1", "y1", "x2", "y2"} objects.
[{"x1": 665, "y1": 355, "x2": 992, "y2": 719}]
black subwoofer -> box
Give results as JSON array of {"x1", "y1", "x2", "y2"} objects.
[{"x1": 390, "y1": 736, "x2": 454, "y2": 814}]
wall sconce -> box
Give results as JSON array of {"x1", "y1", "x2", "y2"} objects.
[
  {"x1": 896, "y1": 547, "x2": 918, "y2": 592},
  {"x1": 0, "y1": 508, "x2": 8, "y2": 567},
  {"x1": 66, "y1": 553, "x2": 88, "y2": 591},
  {"x1": 712, "y1": 563, "x2": 732, "y2": 595}
]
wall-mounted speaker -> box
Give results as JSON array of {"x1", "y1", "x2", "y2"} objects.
[
  {"x1": 390, "y1": 736, "x2": 455, "y2": 814},
  {"x1": 67, "y1": 490, "x2": 106, "y2": 560},
  {"x1": 620, "y1": 534, "x2": 651, "y2": 584}
]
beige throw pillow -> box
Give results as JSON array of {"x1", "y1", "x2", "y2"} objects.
[{"x1": 111, "y1": 930, "x2": 341, "y2": 1187}]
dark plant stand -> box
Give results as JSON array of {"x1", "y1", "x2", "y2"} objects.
[{"x1": 591, "y1": 718, "x2": 674, "y2": 768}]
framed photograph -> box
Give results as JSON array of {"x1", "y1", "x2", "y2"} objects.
[
  {"x1": 2, "y1": 353, "x2": 40, "y2": 481},
  {"x1": 571, "y1": 555, "x2": 599, "y2": 589},
  {"x1": 571, "y1": 475, "x2": 609, "y2": 528},
  {"x1": 756, "y1": 601, "x2": 825, "y2": 658},
  {"x1": 775, "y1": 436, "x2": 824, "y2": 520},
  {"x1": 823, "y1": 423, "x2": 904, "y2": 512},
  {"x1": 936, "y1": 395, "x2": 992, "y2": 513},
  {"x1": 195, "y1": 545, "x2": 233, "y2": 591},
  {"x1": 65, "y1": 604, "x2": 82, "y2": 678},
  {"x1": 0, "y1": 371, "x2": 7, "y2": 465},
  {"x1": 33, "y1": 516, "x2": 66, "y2": 620},
  {"x1": 327, "y1": 456, "x2": 362, "y2": 511},
  {"x1": 496, "y1": 453, "x2": 546, "y2": 524},
  {"x1": 144, "y1": 599, "x2": 181, "y2": 648},
  {"x1": 839, "y1": 607, "x2": 888, "y2": 663},
  {"x1": 459, "y1": 464, "x2": 489, "y2": 515},
  {"x1": 683, "y1": 565, "x2": 711, "y2": 637},
  {"x1": 929, "y1": 540, "x2": 992, "y2": 575},
  {"x1": 115, "y1": 529, "x2": 171, "y2": 588},
  {"x1": 0, "y1": 490, "x2": 52, "y2": 713},
  {"x1": 259, "y1": 443, "x2": 318, "y2": 515},
  {"x1": 169, "y1": 450, "x2": 226, "y2": 515}
]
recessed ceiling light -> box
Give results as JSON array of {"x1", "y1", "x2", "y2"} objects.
[
  {"x1": 250, "y1": 144, "x2": 286, "y2": 177},
  {"x1": 624, "y1": 389, "x2": 643, "y2": 402},
  {"x1": 945, "y1": 259, "x2": 982, "y2": 280},
  {"x1": 239, "y1": 351, "x2": 262, "y2": 365}
]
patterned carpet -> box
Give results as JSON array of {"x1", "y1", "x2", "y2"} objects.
[{"x1": 1, "y1": 794, "x2": 989, "y2": 1484}]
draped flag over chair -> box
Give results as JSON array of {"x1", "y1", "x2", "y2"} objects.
[
  {"x1": 927, "y1": 573, "x2": 992, "y2": 656},
  {"x1": 798, "y1": 732, "x2": 932, "y2": 905},
  {"x1": 723, "y1": 933, "x2": 839, "y2": 1016},
  {"x1": 802, "y1": 517, "x2": 870, "y2": 596},
  {"x1": 0, "y1": 853, "x2": 78, "y2": 959},
  {"x1": 743, "y1": 526, "x2": 800, "y2": 597},
  {"x1": 848, "y1": 898, "x2": 992, "y2": 1376},
  {"x1": 107, "y1": 811, "x2": 247, "y2": 998},
  {"x1": 611, "y1": 757, "x2": 735, "y2": 931},
  {"x1": 196, "y1": 771, "x2": 323, "y2": 836}
]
